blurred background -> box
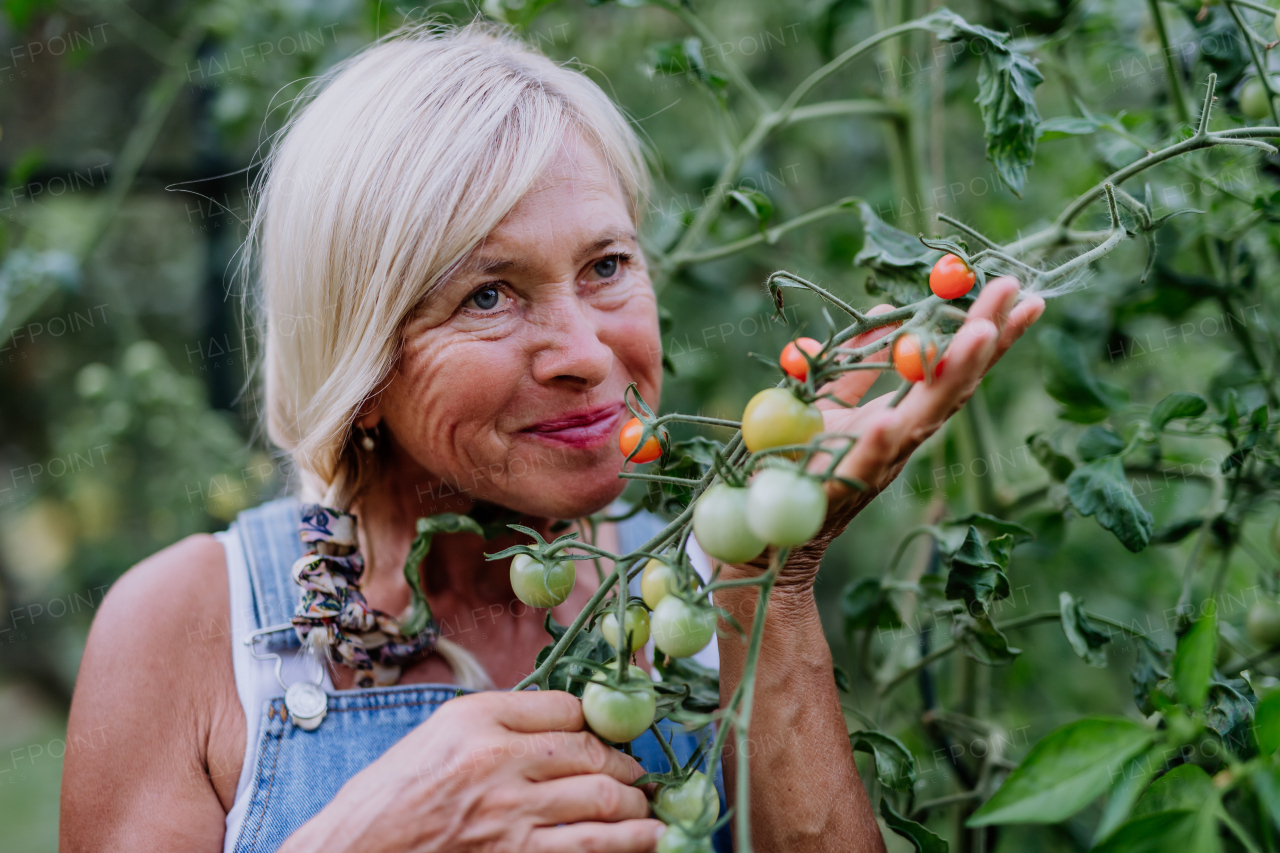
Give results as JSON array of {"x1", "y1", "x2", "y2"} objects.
[{"x1": 2, "y1": 0, "x2": 1278, "y2": 850}]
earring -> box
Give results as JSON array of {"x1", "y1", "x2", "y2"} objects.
[{"x1": 358, "y1": 425, "x2": 377, "y2": 451}]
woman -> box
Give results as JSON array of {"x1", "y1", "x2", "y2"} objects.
[{"x1": 59, "y1": 22, "x2": 1042, "y2": 853}]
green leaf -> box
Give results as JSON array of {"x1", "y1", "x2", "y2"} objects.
[
  {"x1": 1066, "y1": 457, "x2": 1154, "y2": 552},
  {"x1": 1150, "y1": 392, "x2": 1208, "y2": 432},
  {"x1": 1150, "y1": 518, "x2": 1205, "y2": 546},
  {"x1": 1256, "y1": 691, "x2": 1280, "y2": 755},
  {"x1": 1091, "y1": 809, "x2": 1217, "y2": 853},
  {"x1": 951, "y1": 612, "x2": 1021, "y2": 665},
  {"x1": 400, "y1": 513, "x2": 485, "y2": 636},
  {"x1": 654, "y1": 653, "x2": 720, "y2": 718},
  {"x1": 1038, "y1": 328, "x2": 1126, "y2": 423},
  {"x1": 854, "y1": 201, "x2": 939, "y2": 294},
  {"x1": 1174, "y1": 612, "x2": 1216, "y2": 709},
  {"x1": 880, "y1": 798, "x2": 948, "y2": 853},
  {"x1": 944, "y1": 527, "x2": 1012, "y2": 612},
  {"x1": 1204, "y1": 681, "x2": 1254, "y2": 748},
  {"x1": 1250, "y1": 764, "x2": 1280, "y2": 828},
  {"x1": 1036, "y1": 115, "x2": 1102, "y2": 141},
  {"x1": 1059, "y1": 592, "x2": 1111, "y2": 668},
  {"x1": 1028, "y1": 432, "x2": 1075, "y2": 481},
  {"x1": 1131, "y1": 640, "x2": 1171, "y2": 716},
  {"x1": 534, "y1": 613, "x2": 615, "y2": 698},
  {"x1": 923, "y1": 10, "x2": 1043, "y2": 194},
  {"x1": 851, "y1": 730, "x2": 916, "y2": 791},
  {"x1": 1093, "y1": 748, "x2": 1163, "y2": 844},
  {"x1": 1077, "y1": 426, "x2": 1126, "y2": 462},
  {"x1": 1133, "y1": 764, "x2": 1214, "y2": 817},
  {"x1": 727, "y1": 189, "x2": 774, "y2": 231},
  {"x1": 947, "y1": 512, "x2": 1035, "y2": 544},
  {"x1": 842, "y1": 578, "x2": 903, "y2": 637},
  {"x1": 833, "y1": 663, "x2": 852, "y2": 694},
  {"x1": 967, "y1": 717, "x2": 1154, "y2": 826}
]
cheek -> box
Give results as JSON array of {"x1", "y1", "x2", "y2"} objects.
[
  {"x1": 603, "y1": 292, "x2": 663, "y2": 403},
  {"x1": 383, "y1": 334, "x2": 524, "y2": 463}
]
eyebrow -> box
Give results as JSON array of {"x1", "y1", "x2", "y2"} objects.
[{"x1": 467, "y1": 230, "x2": 637, "y2": 276}]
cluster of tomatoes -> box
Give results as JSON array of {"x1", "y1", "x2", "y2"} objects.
[{"x1": 508, "y1": 549, "x2": 721, "y2": 848}]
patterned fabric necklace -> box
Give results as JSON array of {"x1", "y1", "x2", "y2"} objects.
[{"x1": 290, "y1": 503, "x2": 514, "y2": 687}]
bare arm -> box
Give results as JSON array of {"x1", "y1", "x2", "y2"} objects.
[{"x1": 60, "y1": 534, "x2": 241, "y2": 853}]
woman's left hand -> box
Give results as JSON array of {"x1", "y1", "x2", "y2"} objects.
[{"x1": 763, "y1": 276, "x2": 1044, "y2": 586}]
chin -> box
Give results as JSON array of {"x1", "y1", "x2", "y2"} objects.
[{"x1": 491, "y1": 464, "x2": 629, "y2": 520}]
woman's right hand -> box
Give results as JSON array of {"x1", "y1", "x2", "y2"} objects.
[{"x1": 280, "y1": 690, "x2": 665, "y2": 853}]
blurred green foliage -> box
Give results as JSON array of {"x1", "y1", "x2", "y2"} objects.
[{"x1": 1, "y1": 0, "x2": 1279, "y2": 850}]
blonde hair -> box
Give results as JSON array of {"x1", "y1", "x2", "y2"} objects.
[{"x1": 246, "y1": 21, "x2": 649, "y2": 688}]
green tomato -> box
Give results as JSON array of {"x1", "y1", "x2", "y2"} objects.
[
  {"x1": 741, "y1": 388, "x2": 824, "y2": 453},
  {"x1": 601, "y1": 604, "x2": 651, "y2": 652},
  {"x1": 692, "y1": 484, "x2": 767, "y2": 564},
  {"x1": 651, "y1": 596, "x2": 716, "y2": 658},
  {"x1": 657, "y1": 825, "x2": 713, "y2": 853},
  {"x1": 641, "y1": 559, "x2": 679, "y2": 609},
  {"x1": 745, "y1": 468, "x2": 828, "y2": 547},
  {"x1": 1242, "y1": 78, "x2": 1273, "y2": 120},
  {"x1": 1247, "y1": 600, "x2": 1280, "y2": 647},
  {"x1": 655, "y1": 771, "x2": 719, "y2": 826},
  {"x1": 509, "y1": 553, "x2": 575, "y2": 608},
  {"x1": 581, "y1": 664, "x2": 656, "y2": 743}
]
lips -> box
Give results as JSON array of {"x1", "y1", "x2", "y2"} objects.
[{"x1": 521, "y1": 403, "x2": 625, "y2": 449}]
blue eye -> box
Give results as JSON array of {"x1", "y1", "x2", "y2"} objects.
[
  {"x1": 593, "y1": 256, "x2": 619, "y2": 278},
  {"x1": 469, "y1": 287, "x2": 500, "y2": 310}
]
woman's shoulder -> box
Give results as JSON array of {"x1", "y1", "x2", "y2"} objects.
[{"x1": 96, "y1": 533, "x2": 230, "y2": 642}]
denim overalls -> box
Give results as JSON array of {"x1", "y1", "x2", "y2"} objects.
[{"x1": 222, "y1": 497, "x2": 731, "y2": 852}]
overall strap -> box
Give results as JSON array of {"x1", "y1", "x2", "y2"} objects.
[{"x1": 231, "y1": 496, "x2": 304, "y2": 650}]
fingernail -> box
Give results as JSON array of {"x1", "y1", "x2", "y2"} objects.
[
  {"x1": 654, "y1": 824, "x2": 669, "y2": 843},
  {"x1": 1027, "y1": 298, "x2": 1046, "y2": 323}
]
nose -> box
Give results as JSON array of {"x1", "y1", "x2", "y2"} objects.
[{"x1": 529, "y1": 297, "x2": 614, "y2": 389}]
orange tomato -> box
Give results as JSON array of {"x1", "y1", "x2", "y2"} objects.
[
  {"x1": 929, "y1": 254, "x2": 976, "y2": 300},
  {"x1": 779, "y1": 337, "x2": 823, "y2": 381},
  {"x1": 619, "y1": 417, "x2": 662, "y2": 463},
  {"x1": 893, "y1": 334, "x2": 939, "y2": 382}
]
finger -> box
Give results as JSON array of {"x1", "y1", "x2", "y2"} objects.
[
  {"x1": 967, "y1": 276, "x2": 1021, "y2": 333},
  {"x1": 817, "y1": 304, "x2": 898, "y2": 409},
  {"x1": 528, "y1": 774, "x2": 651, "y2": 825},
  {"x1": 528, "y1": 820, "x2": 665, "y2": 853},
  {"x1": 482, "y1": 690, "x2": 585, "y2": 735},
  {"x1": 519, "y1": 730, "x2": 646, "y2": 784},
  {"x1": 991, "y1": 294, "x2": 1045, "y2": 364},
  {"x1": 896, "y1": 317, "x2": 1000, "y2": 429}
]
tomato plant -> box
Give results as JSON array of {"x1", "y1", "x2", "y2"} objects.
[
  {"x1": 745, "y1": 468, "x2": 827, "y2": 547},
  {"x1": 928, "y1": 254, "x2": 976, "y2": 300},
  {"x1": 651, "y1": 596, "x2": 717, "y2": 659},
  {"x1": 619, "y1": 416, "x2": 663, "y2": 464},
  {"x1": 600, "y1": 603, "x2": 651, "y2": 653},
  {"x1": 740, "y1": 387, "x2": 824, "y2": 453},
  {"x1": 692, "y1": 483, "x2": 766, "y2": 564},
  {"x1": 656, "y1": 824, "x2": 713, "y2": 853},
  {"x1": 508, "y1": 553, "x2": 575, "y2": 609},
  {"x1": 892, "y1": 334, "x2": 938, "y2": 383},
  {"x1": 581, "y1": 663, "x2": 657, "y2": 743},
  {"x1": 779, "y1": 337, "x2": 823, "y2": 381},
  {"x1": 654, "y1": 771, "x2": 719, "y2": 826},
  {"x1": 640, "y1": 558, "x2": 679, "y2": 609}
]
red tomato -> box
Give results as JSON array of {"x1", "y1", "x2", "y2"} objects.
[
  {"x1": 893, "y1": 334, "x2": 939, "y2": 382},
  {"x1": 779, "y1": 337, "x2": 823, "y2": 381},
  {"x1": 619, "y1": 417, "x2": 662, "y2": 463},
  {"x1": 929, "y1": 254, "x2": 976, "y2": 300}
]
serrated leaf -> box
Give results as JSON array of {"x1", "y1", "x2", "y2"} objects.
[
  {"x1": 1028, "y1": 432, "x2": 1075, "y2": 481},
  {"x1": 1077, "y1": 426, "x2": 1126, "y2": 462},
  {"x1": 944, "y1": 527, "x2": 1012, "y2": 612},
  {"x1": 851, "y1": 730, "x2": 916, "y2": 791},
  {"x1": 1150, "y1": 392, "x2": 1208, "y2": 432},
  {"x1": 967, "y1": 717, "x2": 1154, "y2": 826},
  {"x1": 1059, "y1": 592, "x2": 1111, "y2": 668},
  {"x1": 946, "y1": 512, "x2": 1034, "y2": 544},
  {"x1": 1037, "y1": 115, "x2": 1102, "y2": 141},
  {"x1": 854, "y1": 201, "x2": 940, "y2": 290},
  {"x1": 880, "y1": 798, "x2": 948, "y2": 853},
  {"x1": 951, "y1": 612, "x2": 1021, "y2": 665},
  {"x1": 923, "y1": 9, "x2": 1043, "y2": 194},
  {"x1": 1066, "y1": 457, "x2": 1154, "y2": 552},
  {"x1": 1174, "y1": 612, "x2": 1216, "y2": 709},
  {"x1": 842, "y1": 578, "x2": 903, "y2": 637}
]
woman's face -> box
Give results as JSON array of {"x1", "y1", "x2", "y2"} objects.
[{"x1": 371, "y1": 133, "x2": 663, "y2": 519}]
